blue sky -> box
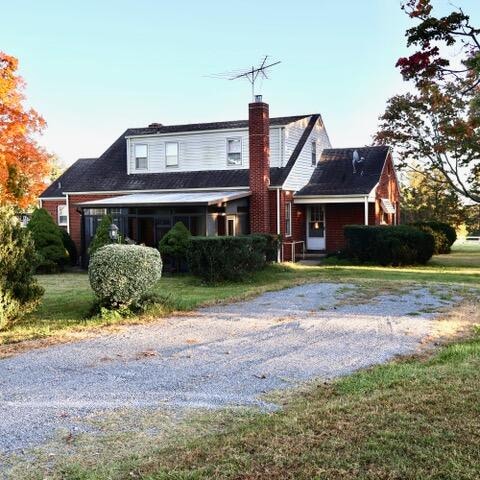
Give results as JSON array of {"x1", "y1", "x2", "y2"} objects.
[{"x1": 2, "y1": 0, "x2": 480, "y2": 166}]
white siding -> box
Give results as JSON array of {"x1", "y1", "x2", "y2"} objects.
[
  {"x1": 283, "y1": 117, "x2": 331, "y2": 191},
  {"x1": 128, "y1": 127, "x2": 283, "y2": 173}
]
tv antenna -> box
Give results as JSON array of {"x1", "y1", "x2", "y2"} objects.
[{"x1": 208, "y1": 56, "x2": 281, "y2": 101}]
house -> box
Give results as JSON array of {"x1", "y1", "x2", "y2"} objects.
[{"x1": 40, "y1": 97, "x2": 400, "y2": 263}]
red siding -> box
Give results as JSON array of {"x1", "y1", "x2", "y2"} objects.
[{"x1": 375, "y1": 153, "x2": 401, "y2": 224}]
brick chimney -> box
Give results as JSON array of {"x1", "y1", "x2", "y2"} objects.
[{"x1": 248, "y1": 95, "x2": 270, "y2": 233}]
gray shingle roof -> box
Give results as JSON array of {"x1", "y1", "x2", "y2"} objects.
[
  {"x1": 40, "y1": 115, "x2": 314, "y2": 198},
  {"x1": 295, "y1": 146, "x2": 390, "y2": 196}
]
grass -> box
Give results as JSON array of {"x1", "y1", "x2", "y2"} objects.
[
  {"x1": 16, "y1": 307, "x2": 480, "y2": 479},
  {"x1": 1, "y1": 242, "x2": 479, "y2": 354}
]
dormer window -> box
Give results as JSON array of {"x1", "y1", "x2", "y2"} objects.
[
  {"x1": 165, "y1": 142, "x2": 179, "y2": 167},
  {"x1": 311, "y1": 140, "x2": 317, "y2": 166},
  {"x1": 135, "y1": 144, "x2": 148, "y2": 170},
  {"x1": 227, "y1": 138, "x2": 242, "y2": 166}
]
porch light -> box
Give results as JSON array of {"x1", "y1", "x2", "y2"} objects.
[{"x1": 109, "y1": 223, "x2": 119, "y2": 242}]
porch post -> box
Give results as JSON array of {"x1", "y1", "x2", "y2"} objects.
[{"x1": 364, "y1": 197, "x2": 369, "y2": 225}]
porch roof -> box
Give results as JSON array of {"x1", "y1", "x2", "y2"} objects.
[{"x1": 76, "y1": 191, "x2": 251, "y2": 208}]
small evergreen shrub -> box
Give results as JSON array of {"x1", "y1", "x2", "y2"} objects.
[
  {"x1": 27, "y1": 208, "x2": 68, "y2": 273},
  {"x1": 60, "y1": 228, "x2": 78, "y2": 266},
  {"x1": 88, "y1": 214, "x2": 113, "y2": 257},
  {"x1": 88, "y1": 244, "x2": 162, "y2": 308},
  {"x1": 344, "y1": 225, "x2": 434, "y2": 266},
  {"x1": 0, "y1": 206, "x2": 44, "y2": 329},
  {"x1": 187, "y1": 235, "x2": 267, "y2": 283},
  {"x1": 158, "y1": 221, "x2": 191, "y2": 272}
]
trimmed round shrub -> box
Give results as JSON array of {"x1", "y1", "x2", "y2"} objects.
[
  {"x1": 0, "y1": 206, "x2": 44, "y2": 330},
  {"x1": 88, "y1": 244, "x2": 162, "y2": 308},
  {"x1": 425, "y1": 221, "x2": 457, "y2": 248},
  {"x1": 27, "y1": 208, "x2": 68, "y2": 272}
]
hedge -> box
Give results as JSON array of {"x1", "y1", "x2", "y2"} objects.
[
  {"x1": 88, "y1": 244, "x2": 162, "y2": 308},
  {"x1": 411, "y1": 221, "x2": 456, "y2": 254},
  {"x1": 158, "y1": 221, "x2": 191, "y2": 272},
  {"x1": 344, "y1": 225, "x2": 435, "y2": 266},
  {"x1": 186, "y1": 235, "x2": 269, "y2": 283}
]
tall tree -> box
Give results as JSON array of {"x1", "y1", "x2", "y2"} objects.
[
  {"x1": 401, "y1": 168, "x2": 466, "y2": 227},
  {"x1": 0, "y1": 52, "x2": 52, "y2": 208},
  {"x1": 375, "y1": 0, "x2": 480, "y2": 203}
]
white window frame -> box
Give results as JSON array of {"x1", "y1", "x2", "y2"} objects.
[
  {"x1": 134, "y1": 144, "x2": 148, "y2": 170},
  {"x1": 285, "y1": 202, "x2": 292, "y2": 237},
  {"x1": 226, "y1": 137, "x2": 242, "y2": 166},
  {"x1": 165, "y1": 142, "x2": 179, "y2": 168},
  {"x1": 57, "y1": 205, "x2": 68, "y2": 226},
  {"x1": 311, "y1": 140, "x2": 317, "y2": 166}
]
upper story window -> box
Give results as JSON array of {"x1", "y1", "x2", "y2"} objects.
[
  {"x1": 165, "y1": 142, "x2": 179, "y2": 167},
  {"x1": 227, "y1": 138, "x2": 242, "y2": 166},
  {"x1": 135, "y1": 144, "x2": 148, "y2": 170},
  {"x1": 57, "y1": 205, "x2": 67, "y2": 226},
  {"x1": 311, "y1": 140, "x2": 317, "y2": 166}
]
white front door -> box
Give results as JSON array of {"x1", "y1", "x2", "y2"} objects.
[{"x1": 307, "y1": 205, "x2": 325, "y2": 250}]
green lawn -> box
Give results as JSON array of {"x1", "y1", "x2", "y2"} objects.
[{"x1": 1, "y1": 242, "x2": 479, "y2": 350}]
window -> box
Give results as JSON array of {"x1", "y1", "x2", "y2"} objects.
[
  {"x1": 165, "y1": 142, "x2": 178, "y2": 167},
  {"x1": 134, "y1": 144, "x2": 148, "y2": 170},
  {"x1": 311, "y1": 140, "x2": 317, "y2": 166},
  {"x1": 57, "y1": 205, "x2": 67, "y2": 226},
  {"x1": 227, "y1": 138, "x2": 242, "y2": 166},
  {"x1": 285, "y1": 202, "x2": 292, "y2": 237}
]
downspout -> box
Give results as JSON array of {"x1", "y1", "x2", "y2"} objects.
[
  {"x1": 364, "y1": 196, "x2": 369, "y2": 225},
  {"x1": 276, "y1": 188, "x2": 281, "y2": 262},
  {"x1": 66, "y1": 194, "x2": 71, "y2": 234}
]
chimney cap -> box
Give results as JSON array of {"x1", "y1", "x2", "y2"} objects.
[{"x1": 254, "y1": 94, "x2": 263, "y2": 103}]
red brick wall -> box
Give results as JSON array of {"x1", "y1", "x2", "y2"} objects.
[
  {"x1": 325, "y1": 203, "x2": 365, "y2": 252},
  {"x1": 248, "y1": 101, "x2": 270, "y2": 233},
  {"x1": 41, "y1": 199, "x2": 66, "y2": 226}
]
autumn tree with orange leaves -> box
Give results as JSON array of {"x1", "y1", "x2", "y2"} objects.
[{"x1": 0, "y1": 52, "x2": 52, "y2": 209}]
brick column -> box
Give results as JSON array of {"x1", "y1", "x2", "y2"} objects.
[{"x1": 248, "y1": 99, "x2": 270, "y2": 233}]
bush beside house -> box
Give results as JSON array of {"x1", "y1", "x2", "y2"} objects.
[
  {"x1": 344, "y1": 225, "x2": 434, "y2": 266},
  {"x1": 88, "y1": 214, "x2": 113, "y2": 257},
  {"x1": 158, "y1": 221, "x2": 191, "y2": 272},
  {"x1": 0, "y1": 206, "x2": 44, "y2": 330},
  {"x1": 409, "y1": 221, "x2": 457, "y2": 254},
  {"x1": 60, "y1": 228, "x2": 78, "y2": 266},
  {"x1": 27, "y1": 208, "x2": 68, "y2": 272},
  {"x1": 187, "y1": 235, "x2": 268, "y2": 283},
  {"x1": 88, "y1": 244, "x2": 162, "y2": 309}
]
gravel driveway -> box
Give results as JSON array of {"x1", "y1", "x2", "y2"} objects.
[{"x1": 0, "y1": 283, "x2": 456, "y2": 454}]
